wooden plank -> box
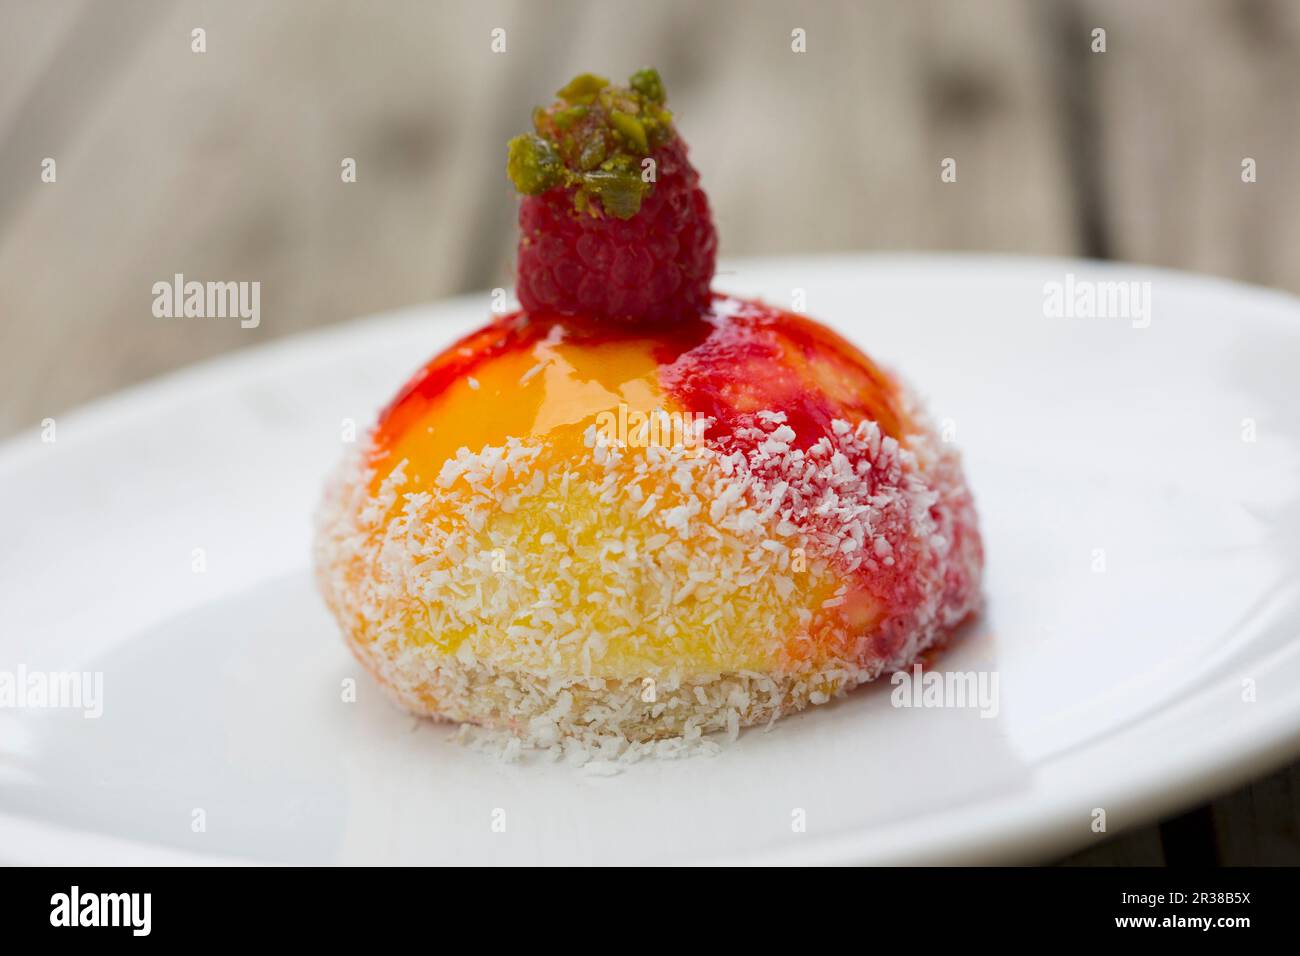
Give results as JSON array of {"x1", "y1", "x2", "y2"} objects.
[
  {"x1": 1078, "y1": 0, "x2": 1300, "y2": 865},
  {"x1": 1081, "y1": 0, "x2": 1300, "y2": 292},
  {"x1": 1058, "y1": 826, "x2": 1167, "y2": 866},
  {"x1": 0, "y1": 0, "x2": 96, "y2": 138},
  {"x1": 0, "y1": 0, "x2": 548, "y2": 434},
  {"x1": 1213, "y1": 763, "x2": 1300, "y2": 865},
  {"x1": 670, "y1": 0, "x2": 1078, "y2": 256}
]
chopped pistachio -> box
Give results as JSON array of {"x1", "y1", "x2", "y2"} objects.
[
  {"x1": 577, "y1": 135, "x2": 607, "y2": 171},
  {"x1": 609, "y1": 110, "x2": 648, "y2": 153},
  {"x1": 629, "y1": 67, "x2": 665, "y2": 104},
  {"x1": 551, "y1": 104, "x2": 588, "y2": 130},
  {"x1": 601, "y1": 153, "x2": 636, "y2": 174},
  {"x1": 509, "y1": 68, "x2": 677, "y2": 217},
  {"x1": 556, "y1": 73, "x2": 609, "y2": 105},
  {"x1": 583, "y1": 169, "x2": 646, "y2": 219},
  {"x1": 506, "y1": 133, "x2": 564, "y2": 194}
]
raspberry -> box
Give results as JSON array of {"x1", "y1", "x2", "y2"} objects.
[
  {"x1": 507, "y1": 70, "x2": 717, "y2": 323},
  {"x1": 517, "y1": 138, "x2": 716, "y2": 322}
]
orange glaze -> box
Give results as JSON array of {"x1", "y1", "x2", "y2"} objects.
[
  {"x1": 369, "y1": 294, "x2": 912, "y2": 493},
  {"x1": 369, "y1": 312, "x2": 693, "y2": 495}
]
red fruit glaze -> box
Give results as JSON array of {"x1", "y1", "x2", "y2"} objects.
[{"x1": 516, "y1": 138, "x2": 717, "y2": 323}]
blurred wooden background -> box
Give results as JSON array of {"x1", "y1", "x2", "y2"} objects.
[{"x1": 2, "y1": 0, "x2": 1299, "y2": 864}]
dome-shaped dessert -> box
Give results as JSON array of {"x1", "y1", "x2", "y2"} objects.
[{"x1": 314, "y1": 70, "x2": 983, "y2": 753}]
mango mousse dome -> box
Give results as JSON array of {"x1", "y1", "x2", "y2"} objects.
[{"x1": 313, "y1": 70, "x2": 983, "y2": 756}]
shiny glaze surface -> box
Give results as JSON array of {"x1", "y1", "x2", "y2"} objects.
[{"x1": 371, "y1": 294, "x2": 912, "y2": 491}]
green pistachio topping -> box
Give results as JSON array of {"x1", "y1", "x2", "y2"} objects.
[
  {"x1": 629, "y1": 67, "x2": 665, "y2": 104},
  {"x1": 506, "y1": 133, "x2": 564, "y2": 194},
  {"x1": 556, "y1": 72, "x2": 610, "y2": 105},
  {"x1": 609, "y1": 110, "x2": 648, "y2": 153},
  {"x1": 506, "y1": 68, "x2": 675, "y2": 219}
]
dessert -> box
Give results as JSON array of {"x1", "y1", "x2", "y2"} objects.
[{"x1": 315, "y1": 70, "x2": 983, "y2": 755}]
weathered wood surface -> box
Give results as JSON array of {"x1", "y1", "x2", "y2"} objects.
[{"x1": 1, "y1": 0, "x2": 1297, "y2": 864}]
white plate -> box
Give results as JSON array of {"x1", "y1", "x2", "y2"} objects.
[{"x1": 3, "y1": 254, "x2": 1299, "y2": 866}]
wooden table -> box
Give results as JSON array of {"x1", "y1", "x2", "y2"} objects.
[{"x1": 3, "y1": 0, "x2": 1298, "y2": 864}]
